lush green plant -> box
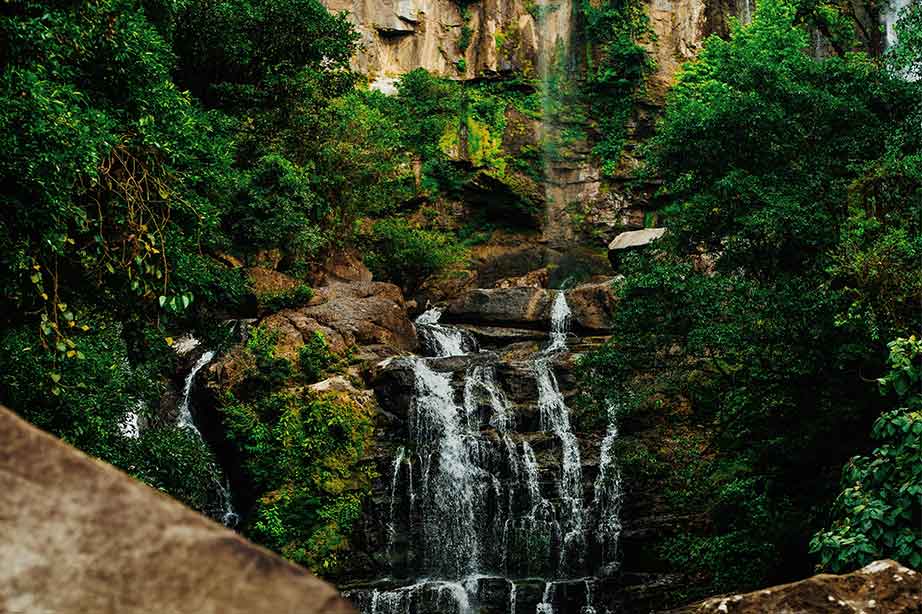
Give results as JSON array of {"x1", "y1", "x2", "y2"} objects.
[
  {"x1": 811, "y1": 337, "x2": 922, "y2": 571},
  {"x1": 258, "y1": 284, "x2": 315, "y2": 313},
  {"x1": 220, "y1": 328, "x2": 374, "y2": 575},
  {"x1": 299, "y1": 331, "x2": 337, "y2": 383},
  {"x1": 581, "y1": 0, "x2": 922, "y2": 597},
  {"x1": 579, "y1": 0, "x2": 652, "y2": 175},
  {"x1": 362, "y1": 217, "x2": 467, "y2": 293}
]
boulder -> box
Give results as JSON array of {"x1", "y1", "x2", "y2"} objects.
[
  {"x1": 262, "y1": 280, "x2": 417, "y2": 364},
  {"x1": 247, "y1": 266, "x2": 302, "y2": 296},
  {"x1": 608, "y1": 227, "x2": 667, "y2": 268},
  {"x1": 0, "y1": 405, "x2": 355, "y2": 614},
  {"x1": 308, "y1": 250, "x2": 374, "y2": 287},
  {"x1": 664, "y1": 560, "x2": 921, "y2": 614},
  {"x1": 445, "y1": 287, "x2": 552, "y2": 328},
  {"x1": 565, "y1": 278, "x2": 618, "y2": 332}
]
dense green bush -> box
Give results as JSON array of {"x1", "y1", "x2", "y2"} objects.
[
  {"x1": 812, "y1": 337, "x2": 922, "y2": 571},
  {"x1": 220, "y1": 326, "x2": 373, "y2": 574},
  {"x1": 581, "y1": 0, "x2": 922, "y2": 596},
  {"x1": 362, "y1": 217, "x2": 467, "y2": 293}
]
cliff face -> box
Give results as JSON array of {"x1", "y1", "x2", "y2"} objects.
[
  {"x1": 326, "y1": 0, "x2": 740, "y2": 90},
  {"x1": 322, "y1": 0, "x2": 541, "y2": 83}
]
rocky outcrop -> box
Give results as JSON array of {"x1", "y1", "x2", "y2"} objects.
[
  {"x1": 567, "y1": 278, "x2": 618, "y2": 332},
  {"x1": 0, "y1": 405, "x2": 355, "y2": 614},
  {"x1": 608, "y1": 227, "x2": 667, "y2": 267},
  {"x1": 664, "y1": 560, "x2": 921, "y2": 614},
  {"x1": 442, "y1": 281, "x2": 618, "y2": 332},
  {"x1": 322, "y1": 0, "x2": 541, "y2": 81},
  {"x1": 445, "y1": 286, "x2": 553, "y2": 327},
  {"x1": 262, "y1": 280, "x2": 418, "y2": 363}
]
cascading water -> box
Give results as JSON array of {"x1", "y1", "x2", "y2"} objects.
[
  {"x1": 176, "y1": 348, "x2": 239, "y2": 528},
  {"x1": 352, "y1": 293, "x2": 623, "y2": 613},
  {"x1": 535, "y1": 292, "x2": 585, "y2": 571},
  {"x1": 882, "y1": 0, "x2": 911, "y2": 50}
]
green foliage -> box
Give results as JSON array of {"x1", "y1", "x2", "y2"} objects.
[
  {"x1": 811, "y1": 337, "x2": 922, "y2": 571},
  {"x1": 221, "y1": 329, "x2": 373, "y2": 575},
  {"x1": 299, "y1": 331, "x2": 337, "y2": 383},
  {"x1": 582, "y1": 0, "x2": 922, "y2": 597},
  {"x1": 123, "y1": 426, "x2": 224, "y2": 511},
  {"x1": 579, "y1": 0, "x2": 652, "y2": 175},
  {"x1": 361, "y1": 217, "x2": 467, "y2": 293},
  {"x1": 258, "y1": 284, "x2": 314, "y2": 313}
]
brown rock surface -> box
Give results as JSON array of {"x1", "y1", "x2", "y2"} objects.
[
  {"x1": 0, "y1": 405, "x2": 355, "y2": 614},
  {"x1": 565, "y1": 278, "x2": 618, "y2": 332},
  {"x1": 262, "y1": 280, "x2": 417, "y2": 363},
  {"x1": 445, "y1": 286, "x2": 553, "y2": 327},
  {"x1": 665, "y1": 560, "x2": 922, "y2": 614},
  {"x1": 247, "y1": 266, "x2": 302, "y2": 296}
]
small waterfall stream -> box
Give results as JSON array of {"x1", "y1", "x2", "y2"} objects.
[
  {"x1": 176, "y1": 348, "x2": 239, "y2": 528},
  {"x1": 350, "y1": 292, "x2": 623, "y2": 613}
]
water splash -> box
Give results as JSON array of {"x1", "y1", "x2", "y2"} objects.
[
  {"x1": 416, "y1": 307, "x2": 473, "y2": 357},
  {"x1": 119, "y1": 400, "x2": 142, "y2": 439},
  {"x1": 536, "y1": 581, "x2": 555, "y2": 614}
]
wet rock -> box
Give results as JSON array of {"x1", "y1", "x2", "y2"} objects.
[
  {"x1": 0, "y1": 405, "x2": 355, "y2": 614},
  {"x1": 664, "y1": 560, "x2": 921, "y2": 613},
  {"x1": 455, "y1": 324, "x2": 548, "y2": 347}
]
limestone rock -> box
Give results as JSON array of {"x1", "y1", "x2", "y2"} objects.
[
  {"x1": 309, "y1": 250, "x2": 374, "y2": 287},
  {"x1": 664, "y1": 560, "x2": 921, "y2": 614},
  {"x1": 323, "y1": 0, "x2": 541, "y2": 81},
  {"x1": 608, "y1": 227, "x2": 667, "y2": 268},
  {"x1": 0, "y1": 405, "x2": 355, "y2": 614},
  {"x1": 494, "y1": 267, "x2": 549, "y2": 289},
  {"x1": 262, "y1": 280, "x2": 418, "y2": 364}
]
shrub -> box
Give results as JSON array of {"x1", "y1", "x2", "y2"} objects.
[
  {"x1": 811, "y1": 337, "x2": 922, "y2": 571},
  {"x1": 362, "y1": 218, "x2": 467, "y2": 293}
]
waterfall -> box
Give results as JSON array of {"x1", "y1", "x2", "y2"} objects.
[
  {"x1": 412, "y1": 359, "x2": 483, "y2": 576},
  {"x1": 176, "y1": 348, "x2": 239, "y2": 527},
  {"x1": 537, "y1": 581, "x2": 555, "y2": 614},
  {"x1": 119, "y1": 400, "x2": 142, "y2": 439},
  {"x1": 535, "y1": 291, "x2": 585, "y2": 571},
  {"x1": 882, "y1": 0, "x2": 911, "y2": 50},
  {"x1": 386, "y1": 446, "x2": 407, "y2": 562},
  {"x1": 177, "y1": 350, "x2": 216, "y2": 435},
  {"x1": 737, "y1": 0, "x2": 754, "y2": 25},
  {"x1": 590, "y1": 412, "x2": 623, "y2": 564},
  {"x1": 416, "y1": 307, "x2": 473, "y2": 357},
  {"x1": 354, "y1": 293, "x2": 615, "y2": 613}
]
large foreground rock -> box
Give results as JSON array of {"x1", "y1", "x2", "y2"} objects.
[
  {"x1": 665, "y1": 560, "x2": 921, "y2": 614},
  {"x1": 0, "y1": 405, "x2": 354, "y2": 614}
]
